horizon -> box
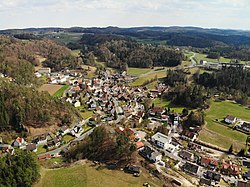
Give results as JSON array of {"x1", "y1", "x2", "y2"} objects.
[
  {"x1": 0, "y1": 0, "x2": 250, "y2": 30},
  {"x1": 1, "y1": 25, "x2": 250, "y2": 32}
]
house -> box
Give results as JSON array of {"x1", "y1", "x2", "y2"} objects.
[
  {"x1": 237, "y1": 181, "x2": 250, "y2": 187},
  {"x1": 221, "y1": 161, "x2": 242, "y2": 176},
  {"x1": 188, "y1": 142, "x2": 203, "y2": 152},
  {"x1": 151, "y1": 132, "x2": 171, "y2": 149},
  {"x1": 200, "y1": 157, "x2": 218, "y2": 169},
  {"x1": 32, "y1": 134, "x2": 48, "y2": 145},
  {"x1": 178, "y1": 150, "x2": 194, "y2": 161},
  {"x1": 0, "y1": 144, "x2": 14, "y2": 155},
  {"x1": 139, "y1": 146, "x2": 162, "y2": 163},
  {"x1": 26, "y1": 143, "x2": 37, "y2": 152},
  {"x1": 225, "y1": 115, "x2": 236, "y2": 124},
  {"x1": 242, "y1": 170, "x2": 250, "y2": 180},
  {"x1": 150, "y1": 107, "x2": 165, "y2": 116},
  {"x1": 37, "y1": 68, "x2": 51, "y2": 74},
  {"x1": 181, "y1": 130, "x2": 197, "y2": 142},
  {"x1": 71, "y1": 126, "x2": 83, "y2": 137},
  {"x1": 236, "y1": 122, "x2": 250, "y2": 134},
  {"x1": 204, "y1": 171, "x2": 221, "y2": 182},
  {"x1": 38, "y1": 154, "x2": 52, "y2": 160},
  {"x1": 46, "y1": 137, "x2": 61, "y2": 149},
  {"x1": 59, "y1": 125, "x2": 70, "y2": 136},
  {"x1": 183, "y1": 162, "x2": 199, "y2": 176},
  {"x1": 73, "y1": 100, "x2": 81, "y2": 108},
  {"x1": 125, "y1": 165, "x2": 141, "y2": 174},
  {"x1": 13, "y1": 137, "x2": 26, "y2": 148},
  {"x1": 199, "y1": 178, "x2": 212, "y2": 187},
  {"x1": 165, "y1": 143, "x2": 178, "y2": 153},
  {"x1": 136, "y1": 141, "x2": 144, "y2": 149}
]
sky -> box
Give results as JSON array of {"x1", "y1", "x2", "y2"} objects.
[{"x1": 0, "y1": 0, "x2": 250, "y2": 30}]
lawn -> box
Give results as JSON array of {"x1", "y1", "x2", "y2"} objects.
[
  {"x1": 194, "y1": 53, "x2": 232, "y2": 63},
  {"x1": 35, "y1": 162, "x2": 163, "y2": 187},
  {"x1": 36, "y1": 145, "x2": 47, "y2": 154},
  {"x1": 153, "y1": 98, "x2": 184, "y2": 114},
  {"x1": 127, "y1": 67, "x2": 151, "y2": 77},
  {"x1": 39, "y1": 84, "x2": 63, "y2": 96},
  {"x1": 129, "y1": 71, "x2": 166, "y2": 87},
  {"x1": 80, "y1": 111, "x2": 94, "y2": 119},
  {"x1": 53, "y1": 85, "x2": 69, "y2": 98},
  {"x1": 199, "y1": 101, "x2": 250, "y2": 151},
  {"x1": 62, "y1": 135, "x2": 75, "y2": 143}
]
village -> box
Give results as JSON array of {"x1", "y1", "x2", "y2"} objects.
[{"x1": 0, "y1": 66, "x2": 250, "y2": 187}]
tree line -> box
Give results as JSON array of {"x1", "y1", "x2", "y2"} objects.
[
  {"x1": 0, "y1": 150, "x2": 39, "y2": 187},
  {"x1": 0, "y1": 79, "x2": 74, "y2": 132}
]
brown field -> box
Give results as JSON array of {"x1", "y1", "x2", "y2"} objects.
[{"x1": 39, "y1": 84, "x2": 63, "y2": 95}]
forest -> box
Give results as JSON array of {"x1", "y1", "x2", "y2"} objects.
[
  {"x1": 0, "y1": 35, "x2": 79, "y2": 85},
  {"x1": 65, "y1": 126, "x2": 136, "y2": 164},
  {"x1": 0, "y1": 150, "x2": 39, "y2": 187},
  {"x1": 0, "y1": 79, "x2": 74, "y2": 132},
  {"x1": 78, "y1": 35, "x2": 184, "y2": 69}
]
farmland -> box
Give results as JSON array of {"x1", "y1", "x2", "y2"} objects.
[
  {"x1": 38, "y1": 84, "x2": 63, "y2": 95},
  {"x1": 53, "y1": 85, "x2": 69, "y2": 98},
  {"x1": 127, "y1": 67, "x2": 151, "y2": 77},
  {"x1": 129, "y1": 71, "x2": 166, "y2": 87},
  {"x1": 153, "y1": 98, "x2": 184, "y2": 114},
  {"x1": 194, "y1": 53, "x2": 237, "y2": 63},
  {"x1": 35, "y1": 161, "x2": 163, "y2": 187},
  {"x1": 199, "y1": 101, "x2": 250, "y2": 151}
]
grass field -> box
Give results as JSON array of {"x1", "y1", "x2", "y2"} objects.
[
  {"x1": 153, "y1": 98, "x2": 184, "y2": 113},
  {"x1": 52, "y1": 33, "x2": 83, "y2": 44},
  {"x1": 35, "y1": 162, "x2": 163, "y2": 187},
  {"x1": 127, "y1": 67, "x2": 151, "y2": 77},
  {"x1": 53, "y1": 85, "x2": 69, "y2": 98},
  {"x1": 62, "y1": 135, "x2": 75, "y2": 143},
  {"x1": 194, "y1": 53, "x2": 232, "y2": 63},
  {"x1": 199, "y1": 101, "x2": 250, "y2": 151},
  {"x1": 39, "y1": 84, "x2": 63, "y2": 95},
  {"x1": 80, "y1": 111, "x2": 94, "y2": 119},
  {"x1": 129, "y1": 71, "x2": 166, "y2": 87}
]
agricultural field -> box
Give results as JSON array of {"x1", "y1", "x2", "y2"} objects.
[
  {"x1": 38, "y1": 84, "x2": 63, "y2": 95},
  {"x1": 127, "y1": 67, "x2": 151, "y2": 77},
  {"x1": 129, "y1": 71, "x2": 166, "y2": 87},
  {"x1": 194, "y1": 53, "x2": 233, "y2": 63},
  {"x1": 153, "y1": 98, "x2": 185, "y2": 114},
  {"x1": 35, "y1": 161, "x2": 163, "y2": 187},
  {"x1": 51, "y1": 33, "x2": 83, "y2": 45},
  {"x1": 53, "y1": 85, "x2": 69, "y2": 98},
  {"x1": 199, "y1": 101, "x2": 250, "y2": 151}
]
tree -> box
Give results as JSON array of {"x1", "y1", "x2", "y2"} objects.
[{"x1": 228, "y1": 144, "x2": 233, "y2": 154}]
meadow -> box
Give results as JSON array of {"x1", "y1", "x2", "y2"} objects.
[
  {"x1": 153, "y1": 98, "x2": 184, "y2": 114},
  {"x1": 39, "y1": 84, "x2": 63, "y2": 96},
  {"x1": 53, "y1": 85, "x2": 69, "y2": 98},
  {"x1": 199, "y1": 101, "x2": 250, "y2": 151},
  {"x1": 35, "y1": 161, "x2": 163, "y2": 187},
  {"x1": 127, "y1": 67, "x2": 152, "y2": 77}
]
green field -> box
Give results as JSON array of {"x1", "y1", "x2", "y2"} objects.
[
  {"x1": 153, "y1": 98, "x2": 184, "y2": 114},
  {"x1": 35, "y1": 162, "x2": 163, "y2": 187},
  {"x1": 199, "y1": 101, "x2": 250, "y2": 151},
  {"x1": 52, "y1": 33, "x2": 83, "y2": 44},
  {"x1": 194, "y1": 53, "x2": 232, "y2": 63},
  {"x1": 127, "y1": 67, "x2": 151, "y2": 77},
  {"x1": 53, "y1": 85, "x2": 69, "y2": 98},
  {"x1": 129, "y1": 71, "x2": 166, "y2": 87},
  {"x1": 80, "y1": 111, "x2": 94, "y2": 119}
]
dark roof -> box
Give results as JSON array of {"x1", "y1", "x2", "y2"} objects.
[
  {"x1": 200, "y1": 178, "x2": 212, "y2": 186},
  {"x1": 237, "y1": 181, "x2": 250, "y2": 187},
  {"x1": 183, "y1": 162, "x2": 199, "y2": 175},
  {"x1": 225, "y1": 115, "x2": 236, "y2": 121},
  {"x1": 26, "y1": 143, "x2": 36, "y2": 151},
  {"x1": 179, "y1": 150, "x2": 193, "y2": 160}
]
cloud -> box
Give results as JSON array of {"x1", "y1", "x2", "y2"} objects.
[{"x1": 0, "y1": 0, "x2": 249, "y2": 30}]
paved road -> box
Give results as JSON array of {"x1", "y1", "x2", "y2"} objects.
[{"x1": 38, "y1": 119, "x2": 94, "y2": 157}]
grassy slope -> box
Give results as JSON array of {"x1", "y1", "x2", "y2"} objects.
[
  {"x1": 195, "y1": 53, "x2": 232, "y2": 63},
  {"x1": 127, "y1": 67, "x2": 151, "y2": 77},
  {"x1": 129, "y1": 71, "x2": 166, "y2": 87},
  {"x1": 35, "y1": 163, "x2": 163, "y2": 187},
  {"x1": 153, "y1": 98, "x2": 184, "y2": 114},
  {"x1": 53, "y1": 85, "x2": 69, "y2": 98},
  {"x1": 199, "y1": 101, "x2": 250, "y2": 151}
]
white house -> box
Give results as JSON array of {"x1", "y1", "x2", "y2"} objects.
[
  {"x1": 74, "y1": 101, "x2": 81, "y2": 108},
  {"x1": 225, "y1": 115, "x2": 236, "y2": 124},
  {"x1": 13, "y1": 137, "x2": 26, "y2": 148},
  {"x1": 38, "y1": 68, "x2": 51, "y2": 74},
  {"x1": 151, "y1": 132, "x2": 171, "y2": 149},
  {"x1": 150, "y1": 151, "x2": 162, "y2": 162}
]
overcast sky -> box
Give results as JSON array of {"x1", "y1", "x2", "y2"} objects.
[{"x1": 0, "y1": 0, "x2": 250, "y2": 30}]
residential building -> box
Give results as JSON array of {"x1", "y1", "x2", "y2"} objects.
[
  {"x1": 151, "y1": 132, "x2": 171, "y2": 149},
  {"x1": 225, "y1": 115, "x2": 236, "y2": 124}
]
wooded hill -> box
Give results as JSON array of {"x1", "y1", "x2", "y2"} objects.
[
  {"x1": 0, "y1": 35, "x2": 79, "y2": 84},
  {"x1": 0, "y1": 79, "x2": 74, "y2": 132}
]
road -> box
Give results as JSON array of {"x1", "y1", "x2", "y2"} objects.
[{"x1": 38, "y1": 123, "x2": 95, "y2": 157}]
